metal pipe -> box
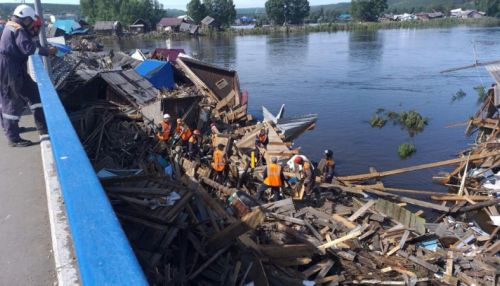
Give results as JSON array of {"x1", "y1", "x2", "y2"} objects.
[{"x1": 32, "y1": 0, "x2": 52, "y2": 78}]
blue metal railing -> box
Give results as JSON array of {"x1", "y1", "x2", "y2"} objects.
[{"x1": 32, "y1": 55, "x2": 148, "y2": 285}]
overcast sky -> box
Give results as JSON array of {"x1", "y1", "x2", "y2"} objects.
[{"x1": 2, "y1": 0, "x2": 348, "y2": 10}]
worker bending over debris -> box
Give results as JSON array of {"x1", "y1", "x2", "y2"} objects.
[
  {"x1": 156, "y1": 113, "x2": 171, "y2": 142},
  {"x1": 188, "y1": 129, "x2": 201, "y2": 159},
  {"x1": 0, "y1": 5, "x2": 56, "y2": 147},
  {"x1": 257, "y1": 157, "x2": 285, "y2": 202},
  {"x1": 175, "y1": 118, "x2": 192, "y2": 150},
  {"x1": 294, "y1": 156, "x2": 320, "y2": 204},
  {"x1": 255, "y1": 127, "x2": 269, "y2": 164},
  {"x1": 211, "y1": 143, "x2": 227, "y2": 183},
  {"x1": 323, "y1": 149, "x2": 335, "y2": 183}
]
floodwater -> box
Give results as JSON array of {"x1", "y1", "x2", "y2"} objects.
[{"x1": 103, "y1": 27, "x2": 500, "y2": 192}]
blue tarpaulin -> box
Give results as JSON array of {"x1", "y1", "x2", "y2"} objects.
[
  {"x1": 135, "y1": 59, "x2": 175, "y2": 90},
  {"x1": 53, "y1": 19, "x2": 88, "y2": 35}
]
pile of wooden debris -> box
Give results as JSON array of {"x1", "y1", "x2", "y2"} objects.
[{"x1": 55, "y1": 50, "x2": 499, "y2": 285}]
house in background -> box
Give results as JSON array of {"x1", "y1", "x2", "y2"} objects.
[
  {"x1": 94, "y1": 21, "x2": 123, "y2": 36},
  {"x1": 201, "y1": 16, "x2": 216, "y2": 31},
  {"x1": 451, "y1": 8, "x2": 485, "y2": 18},
  {"x1": 129, "y1": 19, "x2": 149, "y2": 34},
  {"x1": 156, "y1": 17, "x2": 184, "y2": 32}
]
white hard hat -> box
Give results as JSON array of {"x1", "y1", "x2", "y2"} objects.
[
  {"x1": 163, "y1": 113, "x2": 170, "y2": 119},
  {"x1": 13, "y1": 5, "x2": 36, "y2": 20}
]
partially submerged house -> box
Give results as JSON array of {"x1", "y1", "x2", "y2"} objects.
[
  {"x1": 94, "y1": 21, "x2": 123, "y2": 36},
  {"x1": 135, "y1": 60, "x2": 175, "y2": 90},
  {"x1": 179, "y1": 22, "x2": 199, "y2": 35},
  {"x1": 129, "y1": 19, "x2": 149, "y2": 34},
  {"x1": 201, "y1": 16, "x2": 216, "y2": 30},
  {"x1": 151, "y1": 48, "x2": 185, "y2": 62},
  {"x1": 156, "y1": 17, "x2": 184, "y2": 32}
]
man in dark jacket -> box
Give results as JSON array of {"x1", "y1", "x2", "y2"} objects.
[{"x1": 0, "y1": 5, "x2": 56, "y2": 147}]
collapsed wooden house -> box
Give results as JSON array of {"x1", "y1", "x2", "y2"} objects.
[{"x1": 51, "y1": 50, "x2": 500, "y2": 286}]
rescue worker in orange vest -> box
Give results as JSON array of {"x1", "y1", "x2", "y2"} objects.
[
  {"x1": 156, "y1": 113, "x2": 172, "y2": 142},
  {"x1": 323, "y1": 149, "x2": 335, "y2": 184},
  {"x1": 211, "y1": 143, "x2": 227, "y2": 183},
  {"x1": 254, "y1": 128, "x2": 269, "y2": 165},
  {"x1": 294, "y1": 156, "x2": 319, "y2": 203},
  {"x1": 175, "y1": 118, "x2": 192, "y2": 149},
  {"x1": 257, "y1": 157, "x2": 285, "y2": 202},
  {"x1": 188, "y1": 129, "x2": 201, "y2": 159},
  {"x1": 255, "y1": 128, "x2": 269, "y2": 148}
]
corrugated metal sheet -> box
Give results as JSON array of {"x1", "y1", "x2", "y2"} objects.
[
  {"x1": 201, "y1": 16, "x2": 215, "y2": 26},
  {"x1": 100, "y1": 70, "x2": 158, "y2": 106}
]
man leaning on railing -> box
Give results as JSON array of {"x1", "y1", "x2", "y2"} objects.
[{"x1": 0, "y1": 4, "x2": 56, "y2": 147}]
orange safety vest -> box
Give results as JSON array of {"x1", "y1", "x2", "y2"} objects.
[
  {"x1": 189, "y1": 135, "x2": 198, "y2": 144},
  {"x1": 326, "y1": 159, "x2": 334, "y2": 167},
  {"x1": 176, "y1": 125, "x2": 192, "y2": 141},
  {"x1": 212, "y1": 149, "x2": 226, "y2": 172},
  {"x1": 264, "y1": 163, "x2": 282, "y2": 187},
  {"x1": 157, "y1": 121, "x2": 171, "y2": 141},
  {"x1": 258, "y1": 133, "x2": 267, "y2": 143}
]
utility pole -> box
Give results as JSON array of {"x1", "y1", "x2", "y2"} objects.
[{"x1": 33, "y1": 0, "x2": 52, "y2": 78}]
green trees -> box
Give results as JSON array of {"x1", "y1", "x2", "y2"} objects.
[
  {"x1": 475, "y1": 0, "x2": 500, "y2": 17},
  {"x1": 80, "y1": 0, "x2": 165, "y2": 26},
  {"x1": 265, "y1": 0, "x2": 310, "y2": 25},
  {"x1": 350, "y1": 0, "x2": 388, "y2": 22},
  {"x1": 187, "y1": 0, "x2": 207, "y2": 24},
  {"x1": 186, "y1": 0, "x2": 236, "y2": 27},
  {"x1": 204, "y1": 0, "x2": 236, "y2": 27}
]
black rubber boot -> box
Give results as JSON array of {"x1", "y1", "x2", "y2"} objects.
[{"x1": 8, "y1": 138, "x2": 33, "y2": 147}]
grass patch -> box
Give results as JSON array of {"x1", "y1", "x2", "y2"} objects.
[
  {"x1": 398, "y1": 143, "x2": 416, "y2": 159},
  {"x1": 398, "y1": 110, "x2": 428, "y2": 136},
  {"x1": 474, "y1": 85, "x2": 487, "y2": 104},
  {"x1": 370, "y1": 114, "x2": 387, "y2": 128}
]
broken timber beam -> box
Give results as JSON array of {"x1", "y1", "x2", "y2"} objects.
[{"x1": 337, "y1": 151, "x2": 500, "y2": 182}]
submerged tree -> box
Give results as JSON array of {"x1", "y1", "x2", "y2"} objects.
[
  {"x1": 350, "y1": 0, "x2": 388, "y2": 22},
  {"x1": 265, "y1": 0, "x2": 310, "y2": 25},
  {"x1": 187, "y1": 0, "x2": 207, "y2": 24}
]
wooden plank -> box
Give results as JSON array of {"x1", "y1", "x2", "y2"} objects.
[
  {"x1": 258, "y1": 244, "x2": 315, "y2": 259},
  {"x1": 331, "y1": 214, "x2": 357, "y2": 230},
  {"x1": 315, "y1": 260, "x2": 335, "y2": 280},
  {"x1": 318, "y1": 229, "x2": 362, "y2": 250},
  {"x1": 269, "y1": 212, "x2": 306, "y2": 225},
  {"x1": 431, "y1": 195, "x2": 491, "y2": 201},
  {"x1": 407, "y1": 255, "x2": 440, "y2": 273},
  {"x1": 337, "y1": 151, "x2": 500, "y2": 181},
  {"x1": 207, "y1": 209, "x2": 264, "y2": 252},
  {"x1": 187, "y1": 246, "x2": 230, "y2": 280},
  {"x1": 367, "y1": 189, "x2": 450, "y2": 213},
  {"x1": 348, "y1": 200, "x2": 376, "y2": 221}
]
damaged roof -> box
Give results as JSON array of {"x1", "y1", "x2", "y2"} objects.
[{"x1": 100, "y1": 70, "x2": 158, "y2": 106}]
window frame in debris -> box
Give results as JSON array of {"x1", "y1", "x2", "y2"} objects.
[{"x1": 215, "y1": 78, "x2": 229, "y2": 90}]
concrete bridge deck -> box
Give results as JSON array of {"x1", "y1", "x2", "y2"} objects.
[{"x1": 0, "y1": 115, "x2": 56, "y2": 285}]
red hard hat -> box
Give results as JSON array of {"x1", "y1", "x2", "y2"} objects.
[{"x1": 294, "y1": 156, "x2": 303, "y2": 164}]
